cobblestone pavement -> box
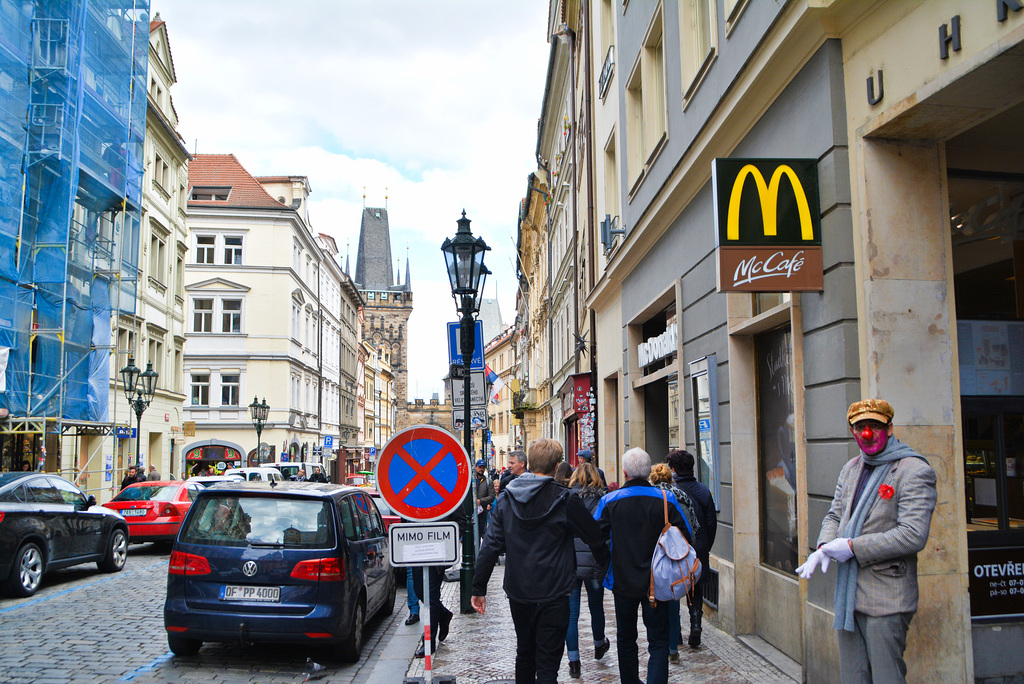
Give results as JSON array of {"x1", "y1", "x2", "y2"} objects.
[
  {"x1": 406, "y1": 563, "x2": 798, "y2": 683},
  {"x1": 0, "y1": 543, "x2": 405, "y2": 683}
]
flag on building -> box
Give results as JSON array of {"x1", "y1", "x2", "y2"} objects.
[{"x1": 485, "y1": 364, "x2": 505, "y2": 404}]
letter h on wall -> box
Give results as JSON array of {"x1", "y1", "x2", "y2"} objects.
[{"x1": 940, "y1": 16, "x2": 961, "y2": 60}]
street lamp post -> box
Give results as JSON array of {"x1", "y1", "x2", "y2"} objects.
[
  {"x1": 120, "y1": 357, "x2": 158, "y2": 473},
  {"x1": 441, "y1": 209, "x2": 490, "y2": 614},
  {"x1": 249, "y1": 396, "x2": 270, "y2": 465}
]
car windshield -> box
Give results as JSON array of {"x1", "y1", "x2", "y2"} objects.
[
  {"x1": 111, "y1": 485, "x2": 178, "y2": 502},
  {"x1": 180, "y1": 495, "x2": 334, "y2": 549}
]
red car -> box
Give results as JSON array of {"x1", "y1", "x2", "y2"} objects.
[
  {"x1": 103, "y1": 481, "x2": 204, "y2": 543},
  {"x1": 366, "y1": 489, "x2": 401, "y2": 531}
]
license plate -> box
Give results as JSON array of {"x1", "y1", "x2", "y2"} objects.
[
  {"x1": 122, "y1": 509, "x2": 147, "y2": 517},
  {"x1": 220, "y1": 585, "x2": 281, "y2": 602}
]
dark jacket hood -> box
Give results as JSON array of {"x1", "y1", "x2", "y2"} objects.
[{"x1": 505, "y1": 474, "x2": 566, "y2": 525}]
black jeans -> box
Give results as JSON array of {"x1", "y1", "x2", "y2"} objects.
[
  {"x1": 411, "y1": 565, "x2": 451, "y2": 646},
  {"x1": 508, "y1": 597, "x2": 570, "y2": 684},
  {"x1": 613, "y1": 593, "x2": 671, "y2": 684}
]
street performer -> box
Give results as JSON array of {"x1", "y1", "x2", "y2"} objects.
[{"x1": 797, "y1": 398, "x2": 937, "y2": 684}]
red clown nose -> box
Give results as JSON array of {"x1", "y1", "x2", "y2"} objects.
[{"x1": 860, "y1": 427, "x2": 874, "y2": 440}]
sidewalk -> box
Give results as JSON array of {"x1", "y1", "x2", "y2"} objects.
[{"x1": 403, "y1": 563, "x2": 800, "y2": 683}]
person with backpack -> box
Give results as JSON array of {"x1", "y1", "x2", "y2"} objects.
[
  {"x1": 471, "y1": 439, "x2": 608, "y2": 683},
  {"x1": 594, "y1": 448, "x2": 692, "y2": 684},
  {"x1": 649, "y1": 462, "x2": 699, "y2": 662},
  {"x1": 667, "y1": 449, "x2": 717, "y2": 649},
  {"x1": 564, "y1": 462, "x2": 611, "y2": 678}
]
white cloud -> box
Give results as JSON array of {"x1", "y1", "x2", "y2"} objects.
[{"x1": 160, "y1": 1, "x2": 549, "y2": 400}]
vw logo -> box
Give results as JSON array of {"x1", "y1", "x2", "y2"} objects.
[{"x1": 242, "y1": 561, "x2": 257, "y2": 577}]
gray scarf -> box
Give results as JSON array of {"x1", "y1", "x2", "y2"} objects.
[{"x1": 833, "y1": 437, "x2": 927, "y2": 632}]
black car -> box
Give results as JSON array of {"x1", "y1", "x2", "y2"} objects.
[
  {"x1": 164, "y1": 482, "x2": 396, "y2": 660},
  {"x1": 0, "y1": 472, "x2": 130, "y2": 597}
]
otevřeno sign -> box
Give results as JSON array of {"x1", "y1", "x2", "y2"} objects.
[{"x1": 712, "y1": 158, "x2": 824, "y2": 293}]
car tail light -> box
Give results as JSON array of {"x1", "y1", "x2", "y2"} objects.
[
  {"x1": 160, "y1": 503, "x2": 179, "y2": 518},
  {"x1": 0, "y1": 512, "x2": 4, "y2": 524},
  {"x1": 168, "y1": 551, "x2": 211, "y2": 575},
  {"x1": 290, "y1": 557, "x2": 345, "y2": 582}
]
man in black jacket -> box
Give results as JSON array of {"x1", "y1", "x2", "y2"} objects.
[
  {"x1": 472, "y1": 438, "x2": 607, "y2": 684},
  {"x1": 668, "y1": 449, "x2": 717, "y2": 648},
  {"x1": 594, "y1": 448, "x2": 693, "y2": 684},
  {"x1": 498, "y1": 449, "x2": 527, "y2": 495}
]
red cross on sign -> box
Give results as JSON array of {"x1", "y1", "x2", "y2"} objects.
[{"x1": 374, "y1": 425, "x2": 471, "y2": 521}]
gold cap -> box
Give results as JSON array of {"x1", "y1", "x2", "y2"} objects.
[{"x1": 847, "y1": 399, "x2": 894, "y2": 425}]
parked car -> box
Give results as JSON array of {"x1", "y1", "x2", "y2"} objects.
[
  {"x1": 164, "y1": 482, "x2": 396, "y2": 660},
  {"x1": 189, "y1": 475, "x2": 244, "y2": 488},
  {"x1": 366, "y1": 490, "x2": 400, "y2": 531},
  {"x1": 0, "y1": 472, "x2": 129, "y2": 597},
  {"x1": 102, "y1": 481, "x2": 204, "y2": 543},
  {"x1": 227, "y1": 467, "x2": 285, "y2": 483},
  {"x1": 267, "y1": 462, "x2": 330, "y2": 482}
]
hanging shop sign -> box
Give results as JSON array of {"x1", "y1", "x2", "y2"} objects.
[
  {"x1": 712, "y1": 158, "x2": 823, "y2": 292},
  {"x1": 560, "y1": 373, "x2": 592, "y2": 421},
  {"x1": 185, "y1": 444, "x2": 241, "y2": 463}
]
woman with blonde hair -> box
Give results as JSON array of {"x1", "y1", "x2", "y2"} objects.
[{"x1": 564, "y1": 461, "x2": 611, "y2": 677}]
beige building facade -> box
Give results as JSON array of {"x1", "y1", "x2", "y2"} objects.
[{"x1": 519, "y1": 0, "x2": 1024, "y2": 680}]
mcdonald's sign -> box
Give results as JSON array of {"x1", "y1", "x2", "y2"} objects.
[{"x1": 712, "y1": 158, "x2": 823, "y2": 292}]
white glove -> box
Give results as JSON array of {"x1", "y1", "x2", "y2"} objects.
[
  {"x1": 795, "y1": 549, "x2": 831, "y2": 579},
  {"x1": 821, "y1": 537, "x2": 855, "y2": 563}
]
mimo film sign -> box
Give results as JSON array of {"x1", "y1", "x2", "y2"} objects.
[{"x1": 712, "y1": 158, "x2": 823, "y2": 292}]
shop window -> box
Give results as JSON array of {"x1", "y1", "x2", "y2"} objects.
[
  {"x1": 755, "y1": 326, "x2": 797, "y2": 573},
  {"x1": 689, "y1": 355, "x2": 720, "y2": 507}
]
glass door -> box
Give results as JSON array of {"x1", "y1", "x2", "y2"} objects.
[{"x1": 962, "y1": 398, "x2": 1024, "y2": 532}]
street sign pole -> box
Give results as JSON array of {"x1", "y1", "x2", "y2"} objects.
[{"x1": 459, "y1": 302, "x2": 475, "y2": 614}]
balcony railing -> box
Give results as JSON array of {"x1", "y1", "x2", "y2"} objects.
[{"x1": 598, "y1": 45, "x2": 615, "y2": 99}]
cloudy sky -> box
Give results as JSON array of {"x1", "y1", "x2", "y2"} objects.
[{"x1": 160, "y1": 1, "x2": 551, "y2": 401}]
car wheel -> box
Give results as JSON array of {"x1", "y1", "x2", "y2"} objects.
[
  {"x1": 98, "y1": 528, "x2": 128, "y2": 573},
  {"x1": 380, "y1": 574, "x2": 396, "y2": 617},
  {"x1": 338, "y1": 598, "x2": 365, "y2": 662},
  {"x1": 167, "y1": 634, "x2": 202, "y2": 656},
  {"x1": 5, "y1": 542, "x2": 44, "y2": 597}
]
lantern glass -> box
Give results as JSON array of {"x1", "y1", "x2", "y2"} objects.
[
  {"x1": 140, "y1": 362, "x2": 158, "y2": 399},
  {"x1": 120, "y1": 357, "x2": 140, "y2": 398}
]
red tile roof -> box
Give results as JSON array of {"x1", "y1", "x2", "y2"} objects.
[{"x1": 188, "y1": 154, "x2": 287, "y2": 210}]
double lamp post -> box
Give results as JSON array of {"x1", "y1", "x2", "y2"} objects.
[
  {"x1": 249, "y1": 396, "x2": 270, "y2": 465},
  {"x1": 119, "y1": 357, "x2": 158, "y2": 472},
  {"x1": 441, "y1": 209, "x2": 490, "y2": 614}
]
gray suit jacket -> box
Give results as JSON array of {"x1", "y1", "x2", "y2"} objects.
[{"x1": 817, "y1": 450, "x2": 937, "y2": 617}]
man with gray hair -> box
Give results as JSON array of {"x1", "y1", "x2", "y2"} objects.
[
  {"x1": 594, "y1": 448, "x2": 693, "y2": 684},
  {"x1": 498, "y1": 449, "x2": 527, "y2": 496}
]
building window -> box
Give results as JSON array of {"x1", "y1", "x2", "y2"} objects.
[
  {"x1": 366, "y1": 292, "x2": 375, "y2": 300},
  {"x1": 149, "y1": 233, "x2": 166, "y2": 283},
  {"x1": 293, "y1": 242, "x2": 301, "y2": 273},
  {"x1": 174, "y1": 348, "x2": 182, "y2": 393},
  {"x1": 191, "y1": 374, "x2": 210, "y2": 406},
  {"x1": 381, "y1": 292, "x2": 388, "y2": 300},
  {"x1": 153, "y1": 155, "x2": 169, "y2": 190},
  {"x1": 147, "y1": 338, "x2": 163, "y2": 380},
  {"x1": 174, "y1": 253, "x2": 184, "y2": 297},
  {"x1": 222, "y1": 299, "x2": 242, "y2": 333},
  {"x1": 196, "y1": 236, "x2": 215, "y2": 264},
  {"x1": 755, "y1": 326, "x2": 796, "y2": 573},
  {"x1": 642, "y1": 11, "x2": 666, "y2": 159},
  {"x1": 224, "y1": 236, "x2": 243, "y2": 265},
  {"x1": 192, "y1": 298, "x2": 213, "y2": 333},
  {"x1": 681, "y1": 0, "x2": 717, "y2": 101},
  {"x1": 190, "y1": 186, "x2": 230, "y2": 201},
  {"x1": 625, "y1": 60, "x2": 644, "y2": 186},
  {"x1": 221, "y1": 373, "x2": 240, "y2": 407}
]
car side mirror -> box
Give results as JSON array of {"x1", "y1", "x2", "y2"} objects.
[{"x1": 86, "y1": 495, "x2": 97, "y2": 509}]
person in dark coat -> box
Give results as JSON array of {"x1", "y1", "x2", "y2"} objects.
[
  {"x1": 576, "y1": 449, "x2": 607, "y2": 487},
  {"x1": 474, "y1": 459, "x2": 495, "y2": 543},
  {"x1": 472, "y1": 439, "x2": 608, "y2": 684},
  {"x1": 120, "y1": 465, "x2": 145, "y2": 491},
  {"x1": 412, "y1": 503, "x2": 467, "y2": 658},
  {"x1": 564, "y1": 462, "x2": 611, "y2": 678},
  {"x1": 498, "y1": 449, "x2": 527, "y2": 495},
  {"x1": 667, "y1": 449, "x2": 717, "y2": 648},
  {"x1": 594, "y1": 448, "x2": 693, "y2": 684}
]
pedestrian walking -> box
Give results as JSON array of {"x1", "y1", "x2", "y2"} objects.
[
  {"x1": 404, "y1": 567, "x2": 420, "y2": 625},
  {"x1": 648, "y1": 462, "x2": 698, "y2": 661},
  {"x1": 147, "y1": 464, "x2": 161, "y2": 481},
  {"x1": 120, "y1": 465, "x2": 145, "y2": 491},
  {"x1": 475, "y1": 459, "x2": 495, "y2": 543},
  {"x1": 553, "y1": 461, "x2": 572, "y2": 485},
  {"x1": 577, "y1": 449, "x2": 607, "y2": 487},
  {"x1": 667, "y1": 450, "x2": 717, "y2": 650},
  {"x1": 594, "y1": 447, "x2": 693, "y2": 684},
  {"x1": 472, "y1": 438, "x2": 608, "y2": 684},
  {"x1": 498, "y1": 449, "x2": 527, "y2": 495},
  {"x1": 412, "y1": 504, "x2": 466, "y2": 658},
  {"x1": 564, "y1": 461, "x2": 611, "y2": 678},
  {"x1": 797, "y1": 399, "x2": 937, "y2": 684}
]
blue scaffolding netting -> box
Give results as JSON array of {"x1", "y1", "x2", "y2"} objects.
[{"x1": 0, "y1": 0, "x2": 149, "y2": 423}]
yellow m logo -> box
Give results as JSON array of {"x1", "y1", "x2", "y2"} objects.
[{"x1": 726, "y1": 164, "x2": 814, "y2": 242}]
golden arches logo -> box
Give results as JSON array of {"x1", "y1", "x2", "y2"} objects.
[{"x1": 726, "y1": 164, "x2": 814, "y2": 242}]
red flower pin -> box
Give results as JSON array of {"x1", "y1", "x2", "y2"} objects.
[{"x1": 878, "y1": 484, "x2": 894, "y2": 500}]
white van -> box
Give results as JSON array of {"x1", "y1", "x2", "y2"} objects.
[
  {"x1": 228, "y1": 466, "x2": 285, "y2": 483},
  {"x1": 267, "y1": 462, "x2": 330, "y2": 482}
]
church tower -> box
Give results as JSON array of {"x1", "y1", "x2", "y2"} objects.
[{"x1": 353, "y1": 206, "x2": 413, "y2": 428}]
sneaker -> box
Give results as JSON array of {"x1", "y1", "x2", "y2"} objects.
[
  {"x1": 568, "y1": 660, "x2": 581, "y2": 678},
  {"x1": 594, "y1": 637, "x2": 611, "y2": 660},
  {"x1": 670, "y1": 652, "x2": 680, "y2": 663}
]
